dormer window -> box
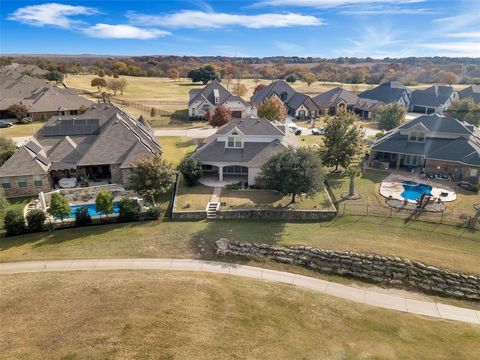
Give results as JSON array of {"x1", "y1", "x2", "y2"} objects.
[
  {"x1": 280, "y1": 92, "x2": 288, "y2": 101},
  {"x1": 227, "y1": 131, "x2": 243, "y2": 148},
  {"x1": 409, "y1": 130, "x2": 425, "y2": 142},
  {"x1": 213, "y1": 89, "x2": 220, "y2": 104}
]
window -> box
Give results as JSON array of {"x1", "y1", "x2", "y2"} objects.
[
  {"x1": 226, "y1": 131, "x2": 242, "y2": 148},
  {"x1": 17, "y1": 177, "x2": 27, "y2": 188},
  {"x1": 409, "y1": 130, "x2": 426, "y2": 142},
  {"x1": 469, "y1": 168, "x2": 478, "y2": 178},
  {"x1": 34, "y1": 175, "x2": 43, "y2": 187},
  {"x1": 192, "y1": 108, "x2": 196, "y2": 116},
  {"x1": 1, "y1": 178, "x2": 10, "y2": 189}
]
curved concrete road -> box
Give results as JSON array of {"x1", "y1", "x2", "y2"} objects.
[{"x1": 1, "y1": 259, "x2": 479, "y2": 325}]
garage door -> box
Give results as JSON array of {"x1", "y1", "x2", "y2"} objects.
[{"x1": 231, "y1": 111, "x2": 242, "y2": 118}]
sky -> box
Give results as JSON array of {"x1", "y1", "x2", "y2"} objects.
[{"x1": 1, "y1": 0, "x2": 480, "y2": 58}]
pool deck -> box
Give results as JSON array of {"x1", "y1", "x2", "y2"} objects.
[{"x1": 380, "y1": 174, "x2": 457, "y2": 203}]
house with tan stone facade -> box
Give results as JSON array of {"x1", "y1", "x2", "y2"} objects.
[
  {"x1": 370, "y1": 114, "x2": 480, "y2": 184},
  {"x1": 0, "y1": 104, "x2": 161, "y2": 198}
]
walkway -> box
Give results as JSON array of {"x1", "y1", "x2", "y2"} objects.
[{"x1": 1, "y1": 259, "x2": 479, "y2": 325}]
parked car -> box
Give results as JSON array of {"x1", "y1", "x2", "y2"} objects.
[
  {"x1": 0, "y1": 121, "x2": 13, "y2": 128},
  {"x1": 287, "y1": 123, "x2": 302, "y2": 135},
  {"x1": 311, "y1": 127, "x2": 325, "y2": 135}
]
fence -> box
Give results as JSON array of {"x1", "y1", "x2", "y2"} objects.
[{"x1": 336, "y1": 202, "x2": 479, "y2": 229}]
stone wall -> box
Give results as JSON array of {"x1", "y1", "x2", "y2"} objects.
[
  {"x1": 2, "y1": 174, "x2": 52, "y2": 198},
  {"x1": 216, "y1": 239, "x2": 480, "y2": 301},
  {"x1": 217, "y1": 209, "x2": 337, "y2": 221}
]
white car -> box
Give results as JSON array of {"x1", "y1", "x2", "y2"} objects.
[
  {"x1": 311, "y1": 128, "x2": 325, "y2": 135},
  {"x1": 287, "y1": 123, "x2": 302, "y2": 135}
]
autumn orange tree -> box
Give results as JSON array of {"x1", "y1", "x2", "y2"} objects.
[{"x1": 209, "y1": 106, "x2": 232, "y2": 127}]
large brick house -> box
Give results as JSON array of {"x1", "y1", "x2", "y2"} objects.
[
  {"x1": 251, "y1": 80, "x2": 319, "y2": 120},
  {"x1": 359, "y1": 81, "x2": 411, "y2": 109},
  {"x1": 0, "y1": 104, "x2": 161, "y2": 198},
  {"x1": 0, "y1": 70, "x2": 92, "y2": 121},
  {"x1": 370, "y1": 114, "x2": 480, "y2": 184},
  {"x1": 188, "y1": 80, "x2": 251, "y2": 119}
]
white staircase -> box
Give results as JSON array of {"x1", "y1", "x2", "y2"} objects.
[{"x1": 206, "y1": 202, "x2": 220, "y2": 219}]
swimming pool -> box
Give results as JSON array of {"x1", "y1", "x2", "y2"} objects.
[
  {"x1": 401, "y1": 181, "x2": 432, "y2": 201},
  {"x1": 67, "y1": 202, "x2": 120, "y2": 219}
]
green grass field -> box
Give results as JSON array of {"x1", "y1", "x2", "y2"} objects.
[
  {"x1": 1, "y1": 216, "x2": 478, "y2": 275},
  {"x1": 1, "y1": 271, "x2": 478, "y2": 360},
  {"x1": 0, "y1": 122, "x2": 43, "y2": 138}
]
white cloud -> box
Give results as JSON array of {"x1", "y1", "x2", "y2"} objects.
[
  {"x1": 254, "y1": 0, "x2": 424, "y2": 8},
  {"x1": 127, "y1": 11, "x2": 323, "y2": 29},
  {"x1": 341, "y1": 7, "x2": 431, "y2": 15},
  {"x1": 446, "y1": 32, "x2": 480, "y2": 39},
  {"x1": 338, "y1": 26, "x2": 405, "y2": 57},
  {"x1": 83, "y1": 24, "x2": 170, "y2": 40},
  {"x1": 8, "y1": 3, "x2": 97, "y2": 28},
  {"x1": 418, "y1": 42, "x2": 480, "y2": 57}
]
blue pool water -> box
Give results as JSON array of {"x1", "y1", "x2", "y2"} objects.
[
  {"x1": 67, "y1": 202, "x2": 120, "y2": 219},
  {"x1": 401, "y1": 181, "x2": 432, "y2": 201}
]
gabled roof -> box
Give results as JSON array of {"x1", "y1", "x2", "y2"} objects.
[
  {"x1": 398, "y1": 113, "x2": 472, "y2": 135},
  {"x1": 286, "y1": 93, "x2": 319, "y2": 111},
  {"x1": 359, "y1": 81, "x2": 410, "y2": 104},
  {"x1": 0, "y1": 146, "x2": 49, "y2": 177},
  {"x1": 188, "y1": 80, "x2": 246, "y2": 107},
  {"x1": 458, "y1": 85, "x2": 480, "y2": 103},
  {"x1": 216, "y1": 117, "x2": 285, "y2": 136},
  {"x1": 250, "y1": 80, "x2": 296, "y2": 105},
  {"x1": 313, "y1": 87, "x2": 359, "y2": 108},
  {"x1": 354, "y1": 98, "x2": 384, "y2": 112},
  {"x1": 410, "y1": 85, "x2": 455, "y2": 108},
  {"x1": 0, "y1": 71, "x2": 92, "y2": 112}
]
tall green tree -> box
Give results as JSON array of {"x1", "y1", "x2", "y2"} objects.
[
  {"x1": 95, "y1": 188, "x2": 114, "y2": 218},
  {"x1": 445, "y1": 98, "x2": 480, "y2": 126},
  {"x1": 256, "y1": 148, "x2": 324, "y2": 203},
  {"x1": 0, "y1": 188, "x2": 9, "y2": 217},
  {"x1": 46, "y1": 70, "x2": 64, "y2": 83},
  {"x1": 257, "y1": 96, "x2": 288, "y2": 123},
  {"x1": 187, "y1": 65, "x2": 220, "y2": 84},
  {"x1": 48, "y1": 193, "x2": 71, "y2": 222},
  {"x1": 178, "y1": 156, "x2": 202, "y2": 186},
  {"x1": 7, "y1": 103, "x2": 28, "y2": 120},
  {"x1": 0, "y1": 137, "x2": 16, "y2": 167},
  {"x1": 302, "y1": 72, "x2": 316, "y2": 86},
  {"x1": 377, "y1": 103, "x2": 406, "y2": 130},
  {"x1": 130, "y1": 155, "x2": 175, "y2": 203},
  {"x1": 322, "y1": 110, "x2": 363, "y2": 171}
]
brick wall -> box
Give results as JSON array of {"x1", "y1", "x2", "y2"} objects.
[{"x1": 2, "y1": 174, "x2": 52, "y2": 198}]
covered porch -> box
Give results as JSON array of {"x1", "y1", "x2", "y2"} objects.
[
  {"x1": 370, "y1": 151, "x2": 425, "y2": 171},
  {"x1": 50, "y1": 164, "x2": 113, "y2": 189},
  {"x1": 199, "y1": 164, "x2": 250, "y2": 187}
]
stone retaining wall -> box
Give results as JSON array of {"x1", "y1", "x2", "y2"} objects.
[
  {"x1": 216, "y1": 239, "x2": 480, "y2": 302},
  {"x1": 217, "y1": 209, "x2": 337, "y2": 220}
]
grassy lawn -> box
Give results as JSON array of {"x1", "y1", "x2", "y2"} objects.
[
  {"x1": 1, "y1": 216, "x2": 478, "y2": 274},
  {"x1": 0, "y1": 197, "x2": 34, "y2": 236},
  {"x1": 175, "y1": 175, "x2": 212, "y2": 211},
  {"x1": 158, "y1": 136, "x2": 199, "y2": 166},
  {"x1": 220, "y1": 188, "x2": 335, "y2": 211},
  {"x1": 1, "y1": 271, "x2": 479, "y2": 360},
  {"x1": 0, "y1": 122, "x2": 44, "y2": 138}
]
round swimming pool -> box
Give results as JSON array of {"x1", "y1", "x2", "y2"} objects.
[{"x1": 401, "y1": 181, "x2": 432, "y2": 201}]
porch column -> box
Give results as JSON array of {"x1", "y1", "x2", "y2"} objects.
[
  {"x1": 396, "y1": 154, "x2": 401, "y2": 170},
  {"x1": 219, "y1": 166, "x2": 223, "y2": 181}
]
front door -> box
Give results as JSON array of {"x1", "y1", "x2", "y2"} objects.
[{"x1": 298, "y1": 110, "x2": 306, "y2": 119}]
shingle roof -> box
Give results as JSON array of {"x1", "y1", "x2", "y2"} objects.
[
  {"x1": 458, "y1": 85, "x2": 480, "y2": 103},
  {"x1": 0, "y1": 104, "x2": 162, "y2": 178},
  {"x1": 410, "y1": 85, "x2": 455, "y2": 108},
  {"x1": 0, "y1": 71, "x2": 91, "y2": 112},
  {"x1": 359, "y1": 81, "x2": 410, "y2": 104},
  {"x1": 216, "y1": 117, "x2": 285, "y2": 136},
  {"x1": 286, "y1": 93, "x2": 319, "y2": 111},
  {"x1": 398, "y1": 113, "x2": 472, "y2": 135},
  {"x1": 188, "y1": 80, "x2": 248, "y2": 107},
  {"x1": 313, "y1": 87, "x2": 359, "y2": 108},
  {"x1": 193, "y1": 139, "x2": 288, "y2": 166},
  {"x1": 250, "y1": 80, "x2": 296, "y2": 105}
]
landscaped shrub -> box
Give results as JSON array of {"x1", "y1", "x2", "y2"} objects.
[
  {"x1": 178, "y1": 157, "x2": 202, "y2": 186},
  {"x1": 26, "y1": 209, "x2": 46, "y2": 232},
  {"x1": 118, "y1": 198, "x2": 141, "y2": 222},
  {"x1": 225, "y1": 182, "x2": 242, "y2": 190},
  {"x1": 18, "y1": 117, "x2": 33, "y2": 124},
  {"x1": 145, "y1": 206, "x2": 162, "y2": 220},
  {"x1": 75, "y1": 206, "x2": 92, "y2": 227},
  {"x1": 4, "y1": 208, "x2": 26, "y2": 236}
]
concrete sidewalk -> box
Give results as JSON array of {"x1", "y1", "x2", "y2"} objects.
[{"x1": 1, "y1": 259, "x2": 479, "y2": 325}]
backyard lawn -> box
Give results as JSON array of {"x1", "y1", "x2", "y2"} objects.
[
  {"x1": 219, "y1": 188, "x2": 335, "y2": 211},
  {"x1": 2, "y1": 271, "x2": 479, "y2": 360},
  {"x1": 174, "y1": 175, "x2": 212, "y2": 211},
  {"x1": 158, "y1": 136, "x2": 199, "y2": 166},
  {"x1": 0, "y1": 122, "x2": 43, "y2": 138}
]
